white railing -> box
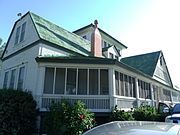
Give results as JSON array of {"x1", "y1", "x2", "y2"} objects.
[{"x1": 37, "y1": 95, "x2": 110, "y2": 112}]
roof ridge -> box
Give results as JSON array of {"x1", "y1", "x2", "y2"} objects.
[{"x1": 122, "y1": 50, "x2": 161, "y2": 59}]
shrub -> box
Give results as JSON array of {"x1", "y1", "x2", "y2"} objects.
[
  {"x1": 44, "y1": 100, "x2": 95, "y2": 135},
  {"x1": 0, "y1": 89, "x2": 37, "y2": 135},
  {"x1": 133, "y1": 105, "x2": 157, "y2": 121},
  {"x1": 110, "y1": 105, "x2": 134, "y2": 121}
]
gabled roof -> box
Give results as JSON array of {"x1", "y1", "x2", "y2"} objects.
[
  {"x1": 73, "y1": 23, "x2": 127, "y2": 50},
  {"x1": 29, "y1": 12, "x2": 92, "y2": 56},
  {"x1": 121, "y1": 51, "x2": 161, "y2": 77}
]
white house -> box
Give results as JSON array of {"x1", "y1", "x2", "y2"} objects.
[{"x1": 0, "y1": 12, "x2": 179, "y2": 117}]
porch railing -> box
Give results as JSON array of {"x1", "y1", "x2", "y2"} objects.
[{"x1": 36, "y1": 95, "x2": 110, "y2": 112}]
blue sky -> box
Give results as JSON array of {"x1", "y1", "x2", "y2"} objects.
[{"x1": 1, "y1": 0, "x2": 180, "y2": 87}]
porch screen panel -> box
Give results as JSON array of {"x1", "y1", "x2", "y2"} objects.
[
  {"x1": 78, "y1": 69, "x2": 87, "y2": 95},
  {"x1": 120, "y1": 73, "x2": 124, "y2": 96},
  {"x1": 66, "y1": 68, "x2": 76, "y2": 95},
  {"x1": 138, "y1": 79, "x2": 151, "y2": 99},
  {"x1": 163, "y1": 89, "x2": 171, "y2": 101},
  {"x1": 55, "y1": 68, "x2": 65, "y2": 94},
  {"x1": 132, "y1": 78, "x2": 136, "y2": 97},
  {"x1": 124, "y1": 75, "x2": 128, "y2": 96},
  {"x1": 129, "y1": 76, "x2": 132, "y2": 97},
  {"x1": 44, "y1": 67, "x2": 54, "y2": 94},
  {"x1": 89, "y1": 69, "x2": 98, "y2": 95},
  {"x1": 100, "y1": 69, "x2": 109, "y2": 95},
  {"x1": 115, "y1": 71, "x2": 119, "y2": 95},
  {"x1": 153, "y1": 85, "x2": 158, "y2": 100}
]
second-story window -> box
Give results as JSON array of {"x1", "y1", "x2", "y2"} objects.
[
  {"x1": 15, "y1": 26, "x2": 21, "y2": 45},
  {"x1": 20, "y1": 22, "x2": 26, "y2": 42},
  {"x1": 14, "y1": 22, "x2": 26, "y2": 45}
]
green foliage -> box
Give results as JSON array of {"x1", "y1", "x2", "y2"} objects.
[
  {"x1": 44, "y1": 100, "x2": 95, "y2": 135},
  {"x1": 110, "y1": 105, "x2": 134, "y2": 121},
  {"x1": 133, "y1": 105, "x2": 158, "y2": 121},
  {"x1": 0, "y1": 89, "x2": 37, "y2": 135}
]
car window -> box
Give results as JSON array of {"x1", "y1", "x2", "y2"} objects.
[{"x1": 173, "y1": 104, "x2": 180, "y2": 114}]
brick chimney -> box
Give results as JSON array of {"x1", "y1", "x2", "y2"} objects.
[{"x1": 91, "y1": 20, "x2": 102, "y2": 57}]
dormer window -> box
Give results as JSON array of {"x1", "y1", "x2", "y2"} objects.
[
  {"x1": 115, "y1": 55, "x2": 119, "y2": 61},
  {"x1": 82, "y1": 35, "x2": 87, "y2": 39},
  {"x1": 14, "y1": 22, "x2": 26, "y2": 45},
  {"x1": 104, "y1": 41, "x2": 107, "y2": 48},
  {"x1": 109, "y1": 53, "x2": 114, "y2": 59}
]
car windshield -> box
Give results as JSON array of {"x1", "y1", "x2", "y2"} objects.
[{"x1": 173, "y1": 104, "x2": 180, "y2": 114}]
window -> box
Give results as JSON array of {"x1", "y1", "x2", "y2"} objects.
[
  {"x1": 115, "y1": 56, "x2": 119, "y2": 61},
  {"x1": 120, "y1": 73, "x2": 124, "y2": 96},
  {"x1": 163, "y1": 89, "x2": 171, "y2": 101},
  {"x1": 124, "y1": 75, "x2": 128, "y2": 96},
  {"x1": 115, "y1": 71, "x2": 120, "y2": 95},
  {"x1": 66, "y1": 69, "x2": 76, "y2": 95},
  {"x1": 78, "y1": 69, "x2": 87, "y2": 95},
  {"x1": 43, "y1": 67, "x2": 109, "y2": 95},
  {"x1": 9, "y1": 69, "x2": 16, "y2": 89},
  {"x1": 100, "y1": 69, "x2": 109, "y2": 95},
  {"x1": 20, "y1": 22, "x2": 26, "y2": 42},
  {"x1": 89, "y1": 69, "x2": 98, "y2": 95},
  {"x1": 3, "y1": 71, "x2": 9, "y2": 89},
  {"x1": 160, "y1": 56, "x2": 163, "y2": 66},
  {"x1": 55, "y1": 68, "x2": 65, "y2": 94},
  {"x1": 15, "y1": 26, "x2": 20, "y2": 45},
  {"x1": 115, "y1": 71, "x2": 136, "y2": 97},
  {"x1": 82, "y1": 35, "x2": 87, "y2": 39},
  {"x1": 138, "y1": 79, "x2": 151, "y2": 99},
  {"x1": 109, "y1": 53, "x2": 113, "y2": 59},
  {"x1": 17, "y1": 67, "x2": 25, "y2": 90},
  {"x1": 104, "y1": 41, "x2": 107, "y2": 48},
  {"x1": 44, "y1": 67, "x2": 54, "y2": 94}
]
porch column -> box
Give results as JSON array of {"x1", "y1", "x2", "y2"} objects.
[
  {"x1": 35, "y1": 66, "x2": 45, "y2": 109},
  {"x1": 135, "y1": 78, "x2": 140, "y2": 107},
  {"x1": 109, "y1": 68, "x2": 116, "y2": 109},
  {"x1": 150, "y1": 83, "x2": 155, "y2": 106}
]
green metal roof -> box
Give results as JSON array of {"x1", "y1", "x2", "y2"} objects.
[
  {"x1": 121, "y1": 51, "x2": 161, "y2": 77},
  {"x1": 29, "y1": 12, "x2": 91, "y2": 56}
]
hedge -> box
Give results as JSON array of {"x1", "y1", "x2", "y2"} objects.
[{"x1": 0, "y1": 89, "x2": 37, "y2": 135}]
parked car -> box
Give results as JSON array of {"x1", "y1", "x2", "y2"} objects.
[
  {"x1": 82, "y1": 121, "x2": 180, "y2": 135},
  {"x1": 163, "y1": 103, "x2": 180, "y2": 123}
]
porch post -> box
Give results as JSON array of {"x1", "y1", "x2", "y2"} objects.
[
  {"x1": 109, "y1": 68, "x2": 116, "y2": 110},
  {"x1": 135, "y1": 78, "x2": 140, "y2": 107},
  {"x1": 150, "y1": 83, "x2": 155, "y2": 106},
  {"x1": 35, "y1": 66, "x2": 45, "y2": 109}
]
